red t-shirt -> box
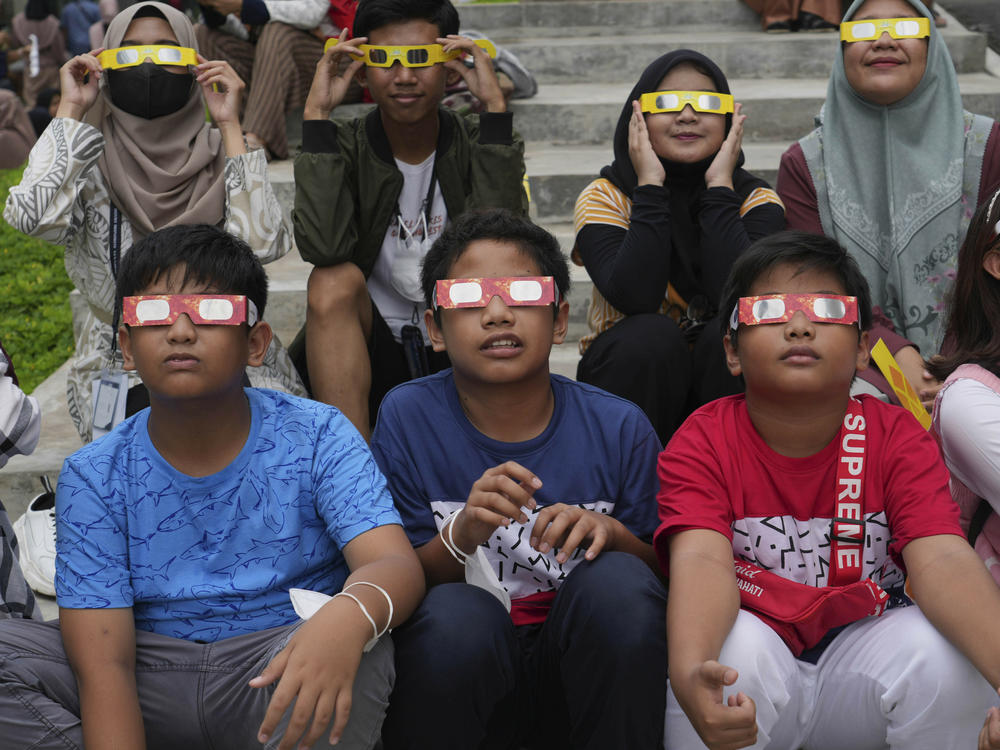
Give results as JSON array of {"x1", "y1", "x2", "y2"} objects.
[{"x1": 654, "y1": 395, "x2": 963, "y2": 592}]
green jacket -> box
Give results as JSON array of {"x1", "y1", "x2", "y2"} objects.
[{"x1": 292, "y1": 107, "x2": 528, "y2": 275}]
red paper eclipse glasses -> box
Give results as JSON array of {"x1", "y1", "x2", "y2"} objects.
[
  {"x1": 729, "y1": 294, "x2": 858, "y2": 330},
  {"x1": 123, "y1": 294, "x2": 259, "y2": 327},
  {"x1": 434, "y1": 277, "x2": 559, "y2": 310}
]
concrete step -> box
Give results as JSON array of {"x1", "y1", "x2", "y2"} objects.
[
  {"x1": 507, "y1": 74, "x2": 1000, "y2": 143},
  {"x1": 456, "y1": 0, "x2": 759, "y2": 34},
  {"x1": 259, "y1": 221, "x2": 590, "y2": 346},
  {"x1": 501, "y1": 27, "x2": 989, "y2": 84},
  {"x1": 267, "y1": 140, "x2": 788, "y2": 228},
  {"x1": 525, "y1": 139, "x2": 787, "y2": 221}
]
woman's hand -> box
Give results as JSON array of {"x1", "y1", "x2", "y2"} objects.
[
  {"x1": 628, "y1": 100, "x2": 665, "y2": 186},
  {"x1": 196, "y1": 55, "x2": 246, "y2": 155},
  {"x1": 705, "y1": 102, "x2": 746, "y2": 190},
  {"x1": 55, "y1": 49, "x2": 104, "y2": 121},
  {"x1": 196, "y1": 55, "x2": 244, "y2": 126}
]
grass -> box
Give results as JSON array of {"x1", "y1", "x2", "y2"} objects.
[{"x1": 0, "y1": 166, "x2": 75, "y2": 394}]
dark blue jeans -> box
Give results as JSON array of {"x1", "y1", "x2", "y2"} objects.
[{"x1": 382, "y1": 551, "x2": 667, "y2": 750}]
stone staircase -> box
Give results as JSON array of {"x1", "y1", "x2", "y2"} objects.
[{"x1": 5, "y1": 0, "x2": 1000, "y2": 543}]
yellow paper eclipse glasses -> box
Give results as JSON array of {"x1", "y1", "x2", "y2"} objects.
[
  {"x1": 639, "y1": 90, "x2": 734, "y2": 115},
  {"x1": 323, "y1": 38, "x2": 496, "y2": 68},
  {"x1": 840, "y1": 17, "x2": 931, "y2": 42},
  {"x1": 98, "y1": 45, "x2": 197, "y2": 70}
]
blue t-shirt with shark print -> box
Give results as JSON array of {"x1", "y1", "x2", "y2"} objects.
[{"x1": 54, "y1": 388, "x2": 401, "y2": 642}]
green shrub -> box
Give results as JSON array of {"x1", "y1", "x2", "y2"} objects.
[{"x1": 0, "y1": 166, "x2": 74, "y2": 394}]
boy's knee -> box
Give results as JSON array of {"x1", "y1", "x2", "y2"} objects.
[
  {"x1": 394, "y1": 584, "x2": 516, "y2": 676},
  {"x1": 556, "y1": 552, "x2": 665, "y2": 640},
  {"x1": 307, "y1": 263, "x2": 368, "y2": 320}
]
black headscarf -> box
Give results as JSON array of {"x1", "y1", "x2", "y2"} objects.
[
  {"x1": 601, "y1": 49, "x2": 767, "y2": 304},
  {"x1": 24, "y1": 0, "x2": 54, "y2": 20}
]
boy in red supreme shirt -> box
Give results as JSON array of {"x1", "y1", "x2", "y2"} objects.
[{"x1": 658, "y1": 231, "x2": 1000, "y2": 750}]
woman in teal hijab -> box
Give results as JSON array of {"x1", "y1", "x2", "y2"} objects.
[{"x1": 778, "y1": 0, "x2": 1000, "y2": 359}]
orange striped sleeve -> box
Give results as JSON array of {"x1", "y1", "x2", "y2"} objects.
[
  {"x1": 573, "y1": 178, "x2": 632, "y2": 234},
  {"x1": 739, "y1": 187, "x2": 785, "y2": 218}
]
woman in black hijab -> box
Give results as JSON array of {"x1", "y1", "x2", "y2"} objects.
[{"x1": 572, "y1": 49, "x2": 785, "y2": 444}]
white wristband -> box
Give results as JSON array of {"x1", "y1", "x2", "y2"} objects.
[
  {"x1": 332, "y1": 591, "x2": 378, "y2": 643},
  {"x1": 344, "y1": 581, "x2": 394, "y2": 637},
  {"x1": 441, "y1": 509, "x2": 468, "y2": 564}
]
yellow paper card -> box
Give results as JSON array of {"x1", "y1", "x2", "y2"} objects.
[{"x1": 870, "y1": 338, "x2": 932, "y2": 430}]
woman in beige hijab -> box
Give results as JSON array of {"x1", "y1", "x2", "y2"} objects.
[
  {"x1": 0, "y1": 88, "x2": 35, "y2": 167},
  {"x1": 4, "y1": 0, "x2": 304, "y2": 443}
]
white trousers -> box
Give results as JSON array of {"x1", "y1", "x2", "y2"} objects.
[{"x1": 665, "y1": 607, "x2": 997, "y2": 750}]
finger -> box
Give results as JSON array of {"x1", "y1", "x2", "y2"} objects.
[
  {"x1": 561, "y1": 516, "x2": 601, "y2": 562},
  {"x1": 475, "y1": 474, "x2": 538, "y2": 515},
  {"x1": 257, "y1": 676, "x2": 298, "y2": 745},
  {"x1": 328, "y1": 686, "x2": 354, "y2": 745},
  {"x1": 470, "y1": 481, "x2": 531, "y2": 522},
  {"x1": 279, "y1": 686, "x2": 320, "y2": 750},
  {"x1": 463, "y1": 502, "x2": 519, "y2": 531},
  {"x1": 699, "y1": 660, "x2": 739, "y2": 689},
  {"x1": 537, "y1": 508, "x2": 578, "y2": 554},
  {"x1": 483, "y1": 462, "x2": 542, "y2": 505},
  {"x1": 301, "y1": 691, "x2": 336, "y2": 749},
  {"x1": 528, "y1": 503, "x2": 565, "y2": 546},
  {"x1": 581, "y1": 520, "x2": 609, "y2": 561},
  {"x1": 249, "y1": 647, "x2": 288, "y2": 689}
]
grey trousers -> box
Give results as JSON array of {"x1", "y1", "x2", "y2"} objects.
[{"x1": 0, "y1": 618, "x2": 394, "y2": 750}]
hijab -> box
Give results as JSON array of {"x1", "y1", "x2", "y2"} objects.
[
  {"x1": 804, "y1": 0, "x2": 980, "y2": 352},
  {"x1": 0, "y1": 89, "x2": 37, "y2": 169},
  {"x1": 85, "y1": 1, "x2": 225, "y2": 240},
  {"x1": 601, "y1": 49, "x2": 768, "y2": 303}
]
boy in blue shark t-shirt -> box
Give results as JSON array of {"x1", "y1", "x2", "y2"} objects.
[
  {"x1": 370, "y1": 209, "x2": 668, "y2": 750},
  {"x1": 0, "y1": 224, "x2": 425, "y2": 750}
]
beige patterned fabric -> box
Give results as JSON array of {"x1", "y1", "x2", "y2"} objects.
[{"x1": 3, "y1": 117, "x2": 305, "y2": 442}]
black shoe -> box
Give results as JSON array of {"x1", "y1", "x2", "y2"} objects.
[
  {"x1": 765, "y1": 20, "x2": 795, "y2": 33},
  {"x1": 799, "y1": 11, "x2": 837, "y2": 32}
]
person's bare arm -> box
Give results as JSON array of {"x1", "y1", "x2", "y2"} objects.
[
  {"x1": 668, "y1": 529, "x2": 757, "y2": 750},
  {"x1": 252, "y1": 524, "x2": 424, "y2": 750},
  {"x1": 60, "y1": 607, "x2": 145, "y2": 750},
  {"x1": 904, "y1": 534, "x2": 1000, "y2": 687}
]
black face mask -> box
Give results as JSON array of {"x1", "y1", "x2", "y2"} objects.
[{"x1": 107, "y1": 63, "x2": 194, "y2": 119}]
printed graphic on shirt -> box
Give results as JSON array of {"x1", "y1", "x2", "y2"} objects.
[
  {"x1": 430, "y1": 499, "x2": 616, "y2": 599},
  {"x1": 732, "y1": 512, "x2": 904, "y2": 591}
]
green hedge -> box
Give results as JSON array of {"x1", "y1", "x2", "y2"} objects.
[{"x1": 0, "y1": 167, "x2": 74, "y2": 394}]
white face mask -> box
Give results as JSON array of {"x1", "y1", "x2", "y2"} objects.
[{"x1": 390, "y1": 210, "x2": 433, "y2": 303}]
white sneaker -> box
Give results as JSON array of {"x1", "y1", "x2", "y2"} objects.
[{"x1": 12, "y1": 477, "x2": 56, "y2": 597}]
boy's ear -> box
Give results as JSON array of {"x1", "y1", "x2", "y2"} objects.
[
  {"x1": 424, "y1": 308, "x2": 447, "y2": 353},
  {"x1": 855, "y1": 329, "x2": 870, "y2": 373},
  {"x1": 723, "y1": 332, "x2": 742, "y2": 377},
  {"x1": 984, "y1": 250, "x2": 1000, "y2": 281},
  {"x1": 356, "y1": 64, "x2": 368, "y2": 89},
  {"x1": 445, "y1": 65, "x2": 462, "y2": 88},
  {"x1": 118, "y1": 325, "x2": 137, "y2": 371},
  {"x1": 247, "y1": 321, "x2": 272, "y2": 367},
  {"x1": 551, "y1": 299, "x2": 569, "y2": 345}
]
